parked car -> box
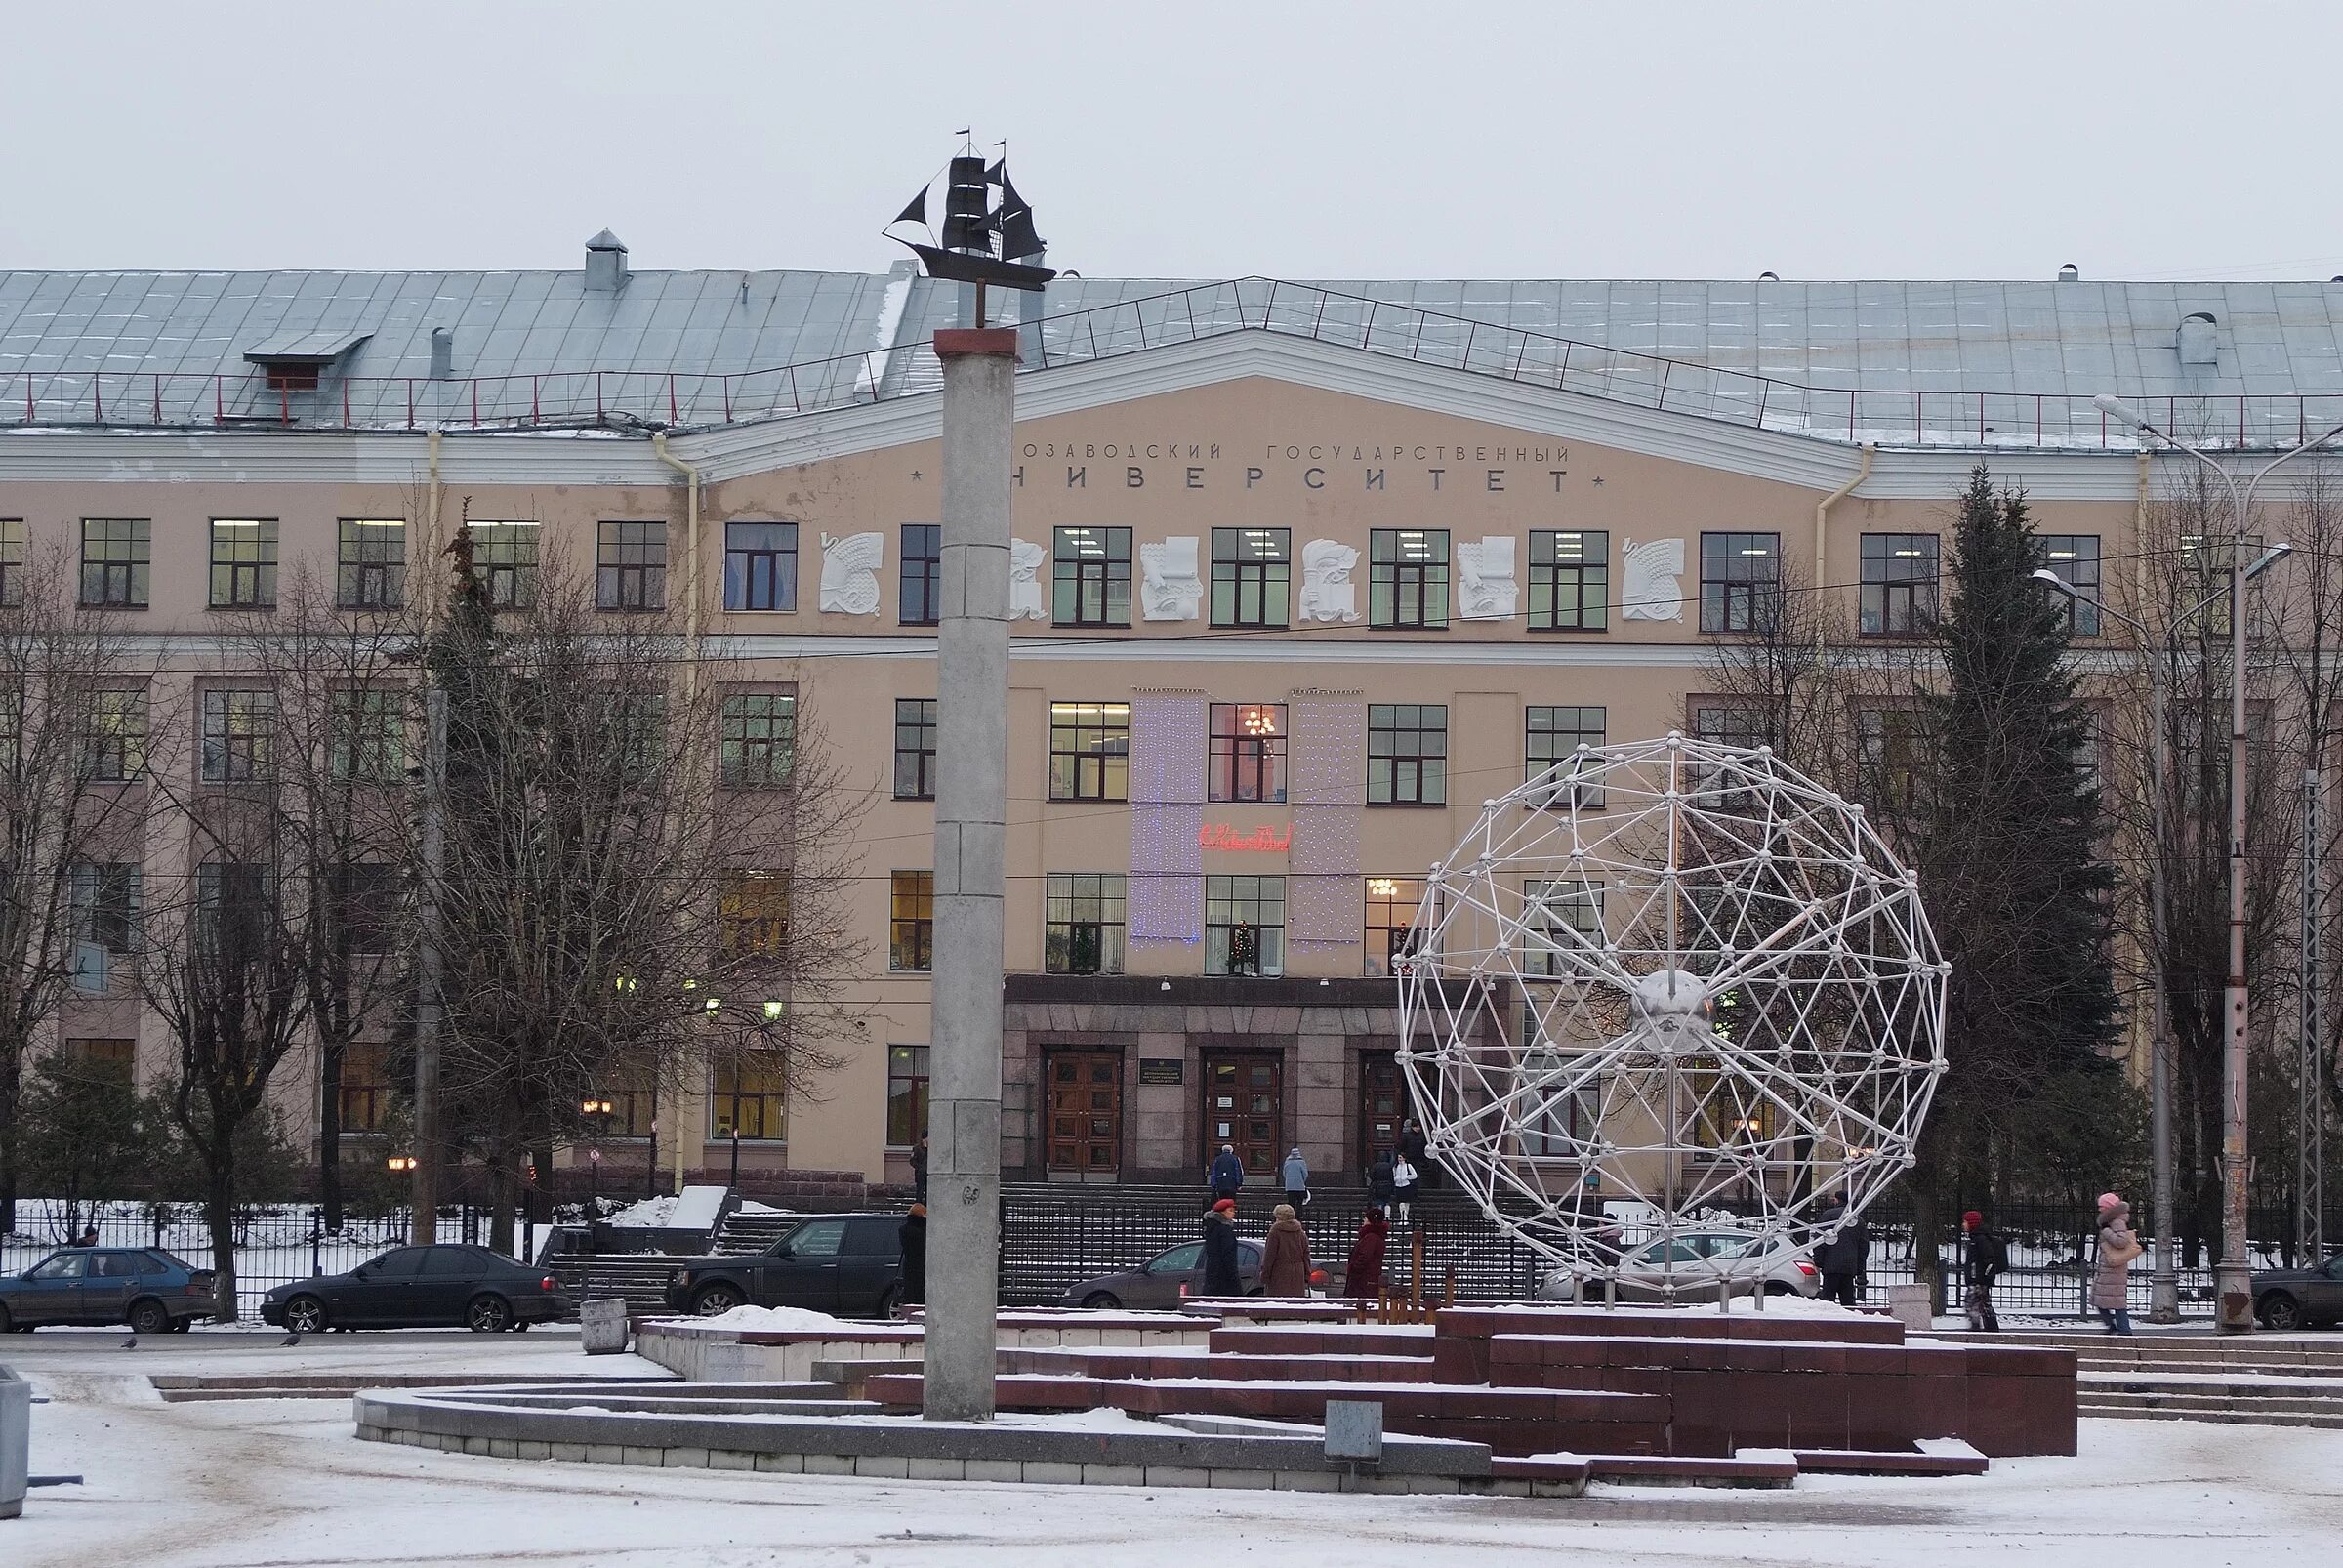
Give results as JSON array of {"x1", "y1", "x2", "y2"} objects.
[
  {"x1": 261, "y1": 1244, "x2": 568, "y2": 1334},
  {"x1": 662, "y1": 1214, "x2": 905, "y2": 1319},
  {"x1": 1059, "y1": 1237, "x2": 1275, "y2": 1309},
  {"x1": 1536, "y1": 1226, "x2": 1821, "y2": 1302},
  {"x1": 2252, "y1": 1254, "x2": 2343, "y2": 1330},
  {"x1": 0, "y1": 1246, "x2": 215, "y2": 1334}
]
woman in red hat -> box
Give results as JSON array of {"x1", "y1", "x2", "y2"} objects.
[{"x1": 1201, "y1": 1197, "x2": 1243, "y2": 1298}]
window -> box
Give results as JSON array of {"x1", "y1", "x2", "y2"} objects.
[
  {"x1": 723, "y1": 521, "x2": 799, "y2": 612},
  {"x1": 261, "y1": 362, "x2": 319, "y2": 392},
  {"x1": 1048, "y1": 701, "x2": 1130, "y2": 802},
  {"x1": 1364, "y1": 876, "x2": 1423, "y2": 975},
  {"x1": 606, "y1": 1070, "x2": 656, "y2": 1139},
  {"x1": 469, "y1": 522, "x2": 540, "y2": 608},
  {"x1": 194, "y1": 862, "x2": 273, "y2": 946},
  {"x1": 70, "y1": 863, "x2": 142, "y2": 955},
  {"x1": 1370, "y1": 529, "x2": 1450, "y2": 630},
  {"x1": 719, "y1": 871, "x2": 790, "y2": 958},
  {"x1": 886, "y1": 1046, "x2": 930, "y2": 1147},
  {"x1": 1521, "y1": 878, "x2": 1603, "y2": 978},
  {"x1": 1211, "y1": 528, "x2": 1291, "y2": 628},
  {"x1": 1519, "y1": 1052, "x2": 1600, "y2": 1156},
  {"x1": 1205, "y1": 875, "x2": 1285, "y2": 977},
  {"x1": 1209, "y1": 703, "x2": 1287, "y2": 804},
  {"x1": 80, "y1": 519, "x2": 149, "y2": 608},
  {"x1": 1526, "y1": 705, "x2": 1607, "y2": 807},
  {"x1": 1860, "y1": 533, "x2": 1940, "y2": 636},
  {"x1": 200, "y1": 688, "x2": 274, "y2": 783},
  {"x1": 1052, "y1": 526, "x2": 1131, "y2": 627},
  {"x1": 893, "y1": 698, "x2": 938, "y2": 800},
  {"x1": 2040, "y1": 535, "x2": 2101, "y2": 637},
  {"x1": 889, "y1": 871, "x2": 933, "y2": 971},
  {"x1": 605, "y1": 692, "x2": 666, "y2": 783},
  {"x1": 1856, "y1": 706, "x2": 1932, "y2": 811},
  {"x1": 1700, "y1": 532, "x2": 1780, "y2": 634},
  {"x1": 339, "y1": 1043, "x2": 391, "y2": 1133},
  {"x1": 711, "y1": 1052, "x2": 787, "y2": 1141},
  {"x1": 1368, "y1": 703, "x2": 1447, "y2": 805},
  {"x1": 0, "y1": 519, "x2": 22, "y2": 607},
  {"x1": 1693, "y1": 702, "x2": 1771, "y2": 751},
  {"x1": 331, "y1": 862, "x2": 400, "y2": 954},
  {"x1": 63, "y1": 1038, "x2": 136, "y2": 1087},
  {"x1": 900, "y1": 524, "x2": 941, "y2": 625},
  {"x1": 337, "y1": 519, "x2": 406, "y2": 609},
  {"x1": 596, "y1": 521, "x2": 667, "y2": 610},
  {"x1": 1528, "y1": 530, "x2": 1609, "y2": 632},
  {"x1": 330, "y1": 687, "x2": 403, "y2": 782},
  {"x1": 82, "y1": 687, "x2": 146, "y2": 782},
  {"x1": 208, "y1": 519, "x2": 278, "y2": 609},
  {"x1": 1045, "y1": 872, "x2": 1127, "y2": 974},
  {"x1": 719, "y1": 693, "x2": 796, "y2": 789}
]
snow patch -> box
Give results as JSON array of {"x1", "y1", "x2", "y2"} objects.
[{"x1": 690, "y1": 1304, "x2": 873, "y2": 1335}]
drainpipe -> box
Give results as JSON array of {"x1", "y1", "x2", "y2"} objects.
[
  {"x1": 1815, "y1": 444, "x2": 1875, "y2": 651},
  {"x1": 425, "y1": 429, "x2": 443, "y2": 627},
  {"x1": 651, "y1": 431, "x2": 703, "y2": 1197}
]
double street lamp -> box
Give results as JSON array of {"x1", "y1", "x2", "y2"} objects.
[{"x1": 580, "y1": 1098, "x2": 615, "y2": 1213}]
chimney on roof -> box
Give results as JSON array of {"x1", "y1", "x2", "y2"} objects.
[
  {"x1": 2178, "y1": 311, "x2": 2219, "y2": 369},
  {"x1": 429, "y1": 327, "x2": 455, "y2": 380},
  {"x1": 585, "y1": 229, "x2": 630, "y2": 293},
  {"x1": 2057, "y1": 263, "x2": 2079, "y2": 281}
]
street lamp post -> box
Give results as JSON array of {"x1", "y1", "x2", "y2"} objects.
[
  {"x1": 2091, "y1": 393, "x2": 2336, "y2": 1331},
  {"x1": 580, "y1": 1098, "x2": 614, "y2": 1214}
]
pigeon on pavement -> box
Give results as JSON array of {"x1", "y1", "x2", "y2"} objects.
[
  {"x1": 118, "y1": 1335, "x2": 137, "y2": 1350},
  {"x1": 280, "y1": 1332, "x2": 302, "y2": 1347}
]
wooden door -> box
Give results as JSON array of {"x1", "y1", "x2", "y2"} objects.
[
  {"x1": 1201, "y1": 1052, "x2": 1283, "y2": 1179},
  {"x1": 1047, "y1": 1050, "x2": 1123, "y2": 1180},
  {"x1": 1358, "y1": 1051, "x2": 1409, "y2": 1174}
]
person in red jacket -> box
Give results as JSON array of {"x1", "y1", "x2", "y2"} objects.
[{"x1": 1346, "y1": 1207, "x2": 1389, "y2": 1303}]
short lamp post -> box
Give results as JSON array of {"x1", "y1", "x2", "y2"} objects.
[
  {"x1": 385, "y1": 1154, "x2": 417, "y2": 1249},
  {"x1": 580, "y1": 1098, "x2": 614, "y2": 1213}
]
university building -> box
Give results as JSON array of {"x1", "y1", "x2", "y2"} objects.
[{"x1": 3, "y1": 241, "x2": 2330, "y2": 1190}]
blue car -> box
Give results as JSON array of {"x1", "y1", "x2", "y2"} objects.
[{"x1": 0, "y1": 1246, "x2": 216, "y2": 1334}]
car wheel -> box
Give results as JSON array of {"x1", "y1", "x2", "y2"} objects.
[
  {"x1": 2259, "y1": 1292, "x2": 2305, "y2": 1332},
  {"x1": 1081, "y1": 1291, "x2": 1122, "y2": 1310},
  {"x1": 0, "y1": 1303, "x2": 12, "y2": 1333},
  {"x1": 128, "y1": 1299, "x2": 172, "y2": 1337},
  {"x1": 467, "y1": 1294, "x2": 514, "y2": 1334},
  {"x1": 1763, "y1": 1281, "x2": 1796, "y2": 1297},
  {"x1": 509, "y1": 1320, "x2": 533, "y2": 1333},
  {"x1": 283, "y1": 1295, "x2": 330, "y2": 1335},
  {"x1": 875, "y1": 1283, "x2": 905, "y2": 1319},
  {"x1": 169, "y1": 1315, "x2": 192, "y2": 1333},
  {"x1": 690, "y1": 1283, "x2": 744, "y2": 1317}
]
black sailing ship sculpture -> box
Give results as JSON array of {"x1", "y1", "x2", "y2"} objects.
[{"x1": 884, "y1": 144, "x2": 1056, "y2": 316}]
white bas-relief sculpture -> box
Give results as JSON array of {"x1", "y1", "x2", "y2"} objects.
[
  {"x1": 1297, "y1": 539, "x2": 1363, "y2": 623},
  {"x1": 1139, "y1": 536, "x2": 1206, "y2": 621},
  {"x1": 1008, "y1": 537, "x2": 1048, "y2": 621},
  {"x1": 1620, "y1": 536, "x2": 1687, "y2": 622},
  {"x1": 818, "y1": 531, "x2": 885, "y2": 615},
  {"x1": 1455, "y1": 535, "x2": 1518, "y2": 620}
]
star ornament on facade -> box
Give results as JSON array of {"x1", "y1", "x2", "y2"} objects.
[{"x1": 1392, "y1": 733, "x2": 1949, "y2": 1300}]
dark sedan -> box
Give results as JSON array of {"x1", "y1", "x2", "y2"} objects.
[
  {"x1": 661, "y1": 1214, "x2": 905, "y2": 1319},
  {"x1": 2253, "y1": 1254, "x2": 2343, "y2": 1330},
  {"x1": 0, "y1": 1247, "x2": 215, "y2": 1334},
  {"x1": 1058, "y1": 1238, "x2": 1271, "y2": 1310},
  {"x1": 262, "y1": 1244, "x2": 568, "y2": 1333}
]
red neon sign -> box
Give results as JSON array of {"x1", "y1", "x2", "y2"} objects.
[{"x1": 1199, "y1": 824, "x2": 1292, "y2": 852}]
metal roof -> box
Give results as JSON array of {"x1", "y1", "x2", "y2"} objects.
[
  {"x1": 8, "y1": 261, "x2": 2343, "y2": 398},
  {"x1": 242, "y1": 327, "x2": 373, "y2": 363}
]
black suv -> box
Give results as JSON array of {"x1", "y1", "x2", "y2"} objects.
[{"x1": 662, "y1": 1214, "x2": 904, "y2": 1319}]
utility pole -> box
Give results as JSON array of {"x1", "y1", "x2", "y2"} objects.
[
  {"x1": 2303, "y1": 766, "x2": 2325, "y2": 1259},
  {"x1": 410, "y1": 686, "x2": 446, "y2": 1246}
]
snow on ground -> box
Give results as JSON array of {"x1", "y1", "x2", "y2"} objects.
[
  {"x1": 688, "y1": 1304, "x2": 873, "y2": 1334},
  {"x1": 4, "y1": 1332, "x2": 2339, "y2": 1567}
]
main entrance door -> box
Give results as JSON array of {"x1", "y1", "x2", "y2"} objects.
[
  {"x1": 1201, "y1": 1052, "x2": 1283, "y2": 1181},
  {"x1": 1358, "y1": 1051, "x2": 1410, "y2": 1174},
  {"x1": 1046, "y1": 1050, "x2": 1123, "y2": 1181}
]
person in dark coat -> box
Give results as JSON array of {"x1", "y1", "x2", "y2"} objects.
[
  {"x1": 910, "y1": 1135, "x2": 928, "y2": 1202},
  {"x1": 1367, "y1": 1151, "x2": 1396, "y2": 1212},
  {"x1": 1961, "y1": 1209, "x2": 2006, "y2": 1332},
  {"x1": 1398, "y1": 1118, "x2": 1432, "y2": 1189},
  {"x1": 1261, "y1": 1203, "x2": 1312, "y2": 1296},
  {"x1": 1812, "y1": 1199, "x2": 1868, "y2": 1306},
  {"x1": 1346, "y1": 1207, "x2": 1389, "y2": 1303},
  {"x1": 897, "y1": 1203, "x2": 927, "y2": 1313},
  {"x1": 1201, "y1": 1198, "x2": 1243, "y2": 1297},
  {"x1": 1208, "y1": 1144, "x2": 1246, "y2": 1203}
]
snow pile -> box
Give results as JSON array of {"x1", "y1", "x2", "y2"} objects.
[
  {"x1": 689, "y1": 1304, "x2": 880, "y2": 1335},
  {"x1": 604, "y1": 1195, "x2": 791, "y2": 1229}
]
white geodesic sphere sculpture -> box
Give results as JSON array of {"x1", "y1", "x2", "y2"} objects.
[{"x1": 1392, "y1": 733, "x2": 1948, "y2": 1294}]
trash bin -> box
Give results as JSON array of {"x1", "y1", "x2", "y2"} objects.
[{"x1": 0, "y1": 1364, "x2": 29, "y2": 1520}]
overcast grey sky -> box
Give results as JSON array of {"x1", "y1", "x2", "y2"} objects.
[{"x1": 7, "y1": 0, "x2": 2340, "y2": 282}]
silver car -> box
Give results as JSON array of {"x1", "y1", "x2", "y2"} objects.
[{"x1": 1536, "y1": 1226, "x2": 1821, "y2": 1303}]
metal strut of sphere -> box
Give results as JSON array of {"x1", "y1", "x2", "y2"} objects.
[{"x1": 1392, "y1": 733, "x2": 1950, "y2": 1299}]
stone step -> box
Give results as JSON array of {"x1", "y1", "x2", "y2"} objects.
[
  {"x1": 1788, "y1": 1446, "x2": 1990, "y2": 1477},
  {"x1": 2079, "y1": 1387, "x2": 2343, "y2": 1418},
  {"x1": 1583, "y1": 1451, "x2": 1799, "y2": 1488},
  {"x1": 2080, "y1": 1402, "x2": 2343, "y2": 1430}
]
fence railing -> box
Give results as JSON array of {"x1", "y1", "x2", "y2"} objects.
[{"x1": 8, "y1": 277, "x2": 2339, "y2": 450}]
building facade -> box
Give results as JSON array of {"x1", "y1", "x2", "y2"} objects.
[{"x1": 6, "y1": 247, "x2": 2336, "y2": 1191}]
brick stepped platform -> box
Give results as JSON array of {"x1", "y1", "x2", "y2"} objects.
[
  {"x1": 153, "y1": 1371, "x2": 673, "y2": 1404},
  {"x1": 1931, "y1": 1329, "x2": 2343, "y2": 1428}
]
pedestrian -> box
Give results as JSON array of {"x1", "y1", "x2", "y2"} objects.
[
  {"x1": 1390, "y1": 1151, "x2": 1420, "y2": 1226},
  {"x1": 1262, "y1": 1203, "x2": 1312, "y2": 1296},
  {"x1": 1281, "y1": 1146, "x2": 1310, "y2": 1211},
  {"x1": 1962, "y1": 1209, "x2": 2006, "y2": 1333},
  {"x1": 2092, "y1": 1192, "x2": 2141, "y2": 1335},
  {"x1": 1208, "y1": 1143, "x2": 1246, "y2": 1204},
  {"x1": 1367, "y1": 1150, "x2": 1396, "y2": 1212},
  {"x1": 1346, "y1": 1206, "x2": 1389, "y2": 1304},
  {"x1": 1813, "y1": 1198, "x2": 1867, "y2": 1306},
  {"x1": 897, "y1": 1203, "x2": 927, "y2": 1314},
  {"x1": 1201, "y1": 1197, "x2": 1243, "y2": 1297},
  {"x1": 911, "y1": 1135, "x2": 928, "y2": 1202},
  {"x1": 74, "y1": 1224, "x2": 99, "y2": 1248},
  {"x1": 1399, "y1": 1118, "x2": 1432, "y2": 1189}
]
